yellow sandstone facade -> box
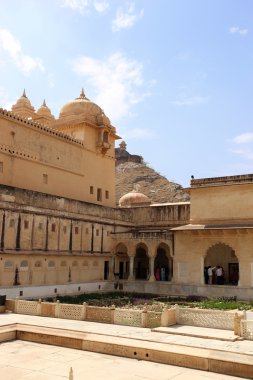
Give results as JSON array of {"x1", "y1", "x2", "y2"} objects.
[{"x1": 1, "y1": 90, "x2": 253, "y2": 299}]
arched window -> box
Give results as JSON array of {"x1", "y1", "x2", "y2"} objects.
[
  {"x1": 103, "y1": 131, "x2": 109, "y2": 143},
  {"x1": 4, "y1": 260, "x2": 13, "y2": 269},
  {"x1": 72, "y1": 261, "x2": 78, "y2": 267},
  {"x1": 60, "y1": 261, "x2": 67, "y2": 267},
  {"x1": 20, "y1": 260, "x2": 28, "y2": 268}
]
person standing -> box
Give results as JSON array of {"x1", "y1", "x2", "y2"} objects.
[
  {"x1": 207, "y1": 266, "x2": 216, "y2": 284},
  {"x1": 216, "y1": 266, "x2": 223, "y2": 285}
]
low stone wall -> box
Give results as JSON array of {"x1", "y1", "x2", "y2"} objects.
[
  {"x1": 241, "y1": 320, "x2": 253, "y2": 340},
  {"x1": 5, "y1": 299, "x2": 249, "y2": 337},
  {"x1": 176, "y1": 306, "x2": 237, "y2": 331}
]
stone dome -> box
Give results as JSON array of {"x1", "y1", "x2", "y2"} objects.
[
  {"x1": 37, "y1": 99, "x2": 54, "y2": 118},
  {"x1": 12, "y1": 89, "x2": 35, "y2": 117},
  {"x1": 59, "y1": 89, "x2": 103, "y2": 121},
  {"x1": 119, "y1": 189, "x2": 151, "y2": 208}
]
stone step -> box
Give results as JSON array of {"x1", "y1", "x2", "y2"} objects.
[{"x1": 152, "y1": 325, "x2": 242, "y2": 341}]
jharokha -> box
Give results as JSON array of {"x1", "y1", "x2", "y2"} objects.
[{"x1": 0, "y1": 89, "x2": 252, "y2": 299}]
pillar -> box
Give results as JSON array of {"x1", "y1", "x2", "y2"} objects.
[
  {"x1": 109, "y1": 256, "x2": 115, "y2": 280},
  {"x1": 129, "y1": 256, "x2": 135, "y2": 280},
  {"x1": 149, "y1": 256, "x2": 155, "y2": 282}
]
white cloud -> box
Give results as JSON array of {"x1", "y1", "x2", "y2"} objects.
[
  {"x1": 62, "y1": 0, "x2": 109, "y2": 13},
  {"x1": 229, "y1": 26, "x2": 248, "y2": 36},
  {"x1": 233, "y1": 133, "x2": 253, "y2": 144},
  {"x1": 94, "y1": 0, "x2": 109, "y2": 12},
  {"x1": 120, "y1": 127, "x2": 156, "y2": 140},
  {"x1": 171, "y1": 95, "x2": 208, "y2": 107},
  {"x1": 112, "y1": 2, "x2": 143, "y2": 32},
  {"x1": 71, "y1": 52, "x2": 151, "y2": 122},
  {"x1": 230, "y1": 148, "x2": 253, "y2": 160},
  {"x1": 0, "y1": 29, "x2": 44, "y2": 74}
]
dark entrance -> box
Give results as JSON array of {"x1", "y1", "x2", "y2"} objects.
[
  {"x1": 119, "y1": 261, "x2": 124, "y2": 279},
  {"x1": 229, "y1": 263, "x2": 239, "y2": 285},
  {"x1": 134, "y1": 246, "x2": 149, "y2": 280},
  {"x1": 104, "y1": 261, "x2": 109, "y2": 280},
  {"x1": 154, "y1": 247, "x2": 171, "y2": 281}
]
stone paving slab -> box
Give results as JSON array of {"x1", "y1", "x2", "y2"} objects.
[
  {"x1": 0, "y1": 340, "x2": 248, "y2": 380},
  {"x1": 152, "y1": 325, "x2": 241, "y2": 341},
  {"x1": 1, "y1": 322, "x2": 253, "y2": 378}
]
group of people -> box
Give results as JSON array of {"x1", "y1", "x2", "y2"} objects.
[{"x1": 204, "y1": 265, "x2": 225, "y2": 285}]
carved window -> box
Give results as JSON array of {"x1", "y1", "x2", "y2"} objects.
[
  {"x1": 103, "y1": 131, "x2": 109, "y2": 143},
  {"x1": 43, "y1": 174, "x2": 48, "y2": 184},
  {"x1": 96, "y1": 229, "x2": 99, "y2": 236},
  {"x1": 4, "y1": 260, "x2": 13, "y2": 268},
  {"x1": 97, "y1": 188, "x2": 102, "y2": 202},
  {"x1": 51, "y1": 223, "x2": 56, "y2": 232},
  {"x1": 20, "y1": 260, "x2": 28, "y2": 268},
  {"x1": 38, "y1": 222, "x2": 43, "y2": 230},
  {"x1": 90, "y1": 186, "x2": 94, "y2": 195},
  {"x1": 34, "y1": 261, "x2": 42, "y2": 268},
  {"x1": 24, "y1": 220, "x2": 29, "y2": 229},
  {"x1": 105, "y1": 190, "x2": 109, "y2": 199},
  {"x1": 48, "y1": 260, "x2": 55, "y2": 268}
]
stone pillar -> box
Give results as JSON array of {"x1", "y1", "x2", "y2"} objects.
[
  {"x1": 109, "y1": 257, "x2": 115, "y2": 280},
  {"x1": 129, "y1": 256, "x2": 135, "y2": 280},
  {"x1": 149, "y1": 256, "x2": 155, "y2": 282}
]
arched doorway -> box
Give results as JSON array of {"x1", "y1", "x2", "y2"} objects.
[
  {"x1": 205, "y1": 243, "x2": 239, "y2": 285},
  {"x1": 134, "y1": 244, "x2": 149, "y2": 280},
  {"x1": 154, "y1": 243, "x2": 173, "y2": 281},
  {"x1": 115, "y1": 243, "x2": 129, "y2": 279}
]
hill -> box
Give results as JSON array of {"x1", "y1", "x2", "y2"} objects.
[{"x1": 115, "y1": 142, "x2": 189, "y2": 204}]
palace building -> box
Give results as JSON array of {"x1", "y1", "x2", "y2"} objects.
[{"x1": 0, "y1": 90, "x2": 253, "y2": 299}]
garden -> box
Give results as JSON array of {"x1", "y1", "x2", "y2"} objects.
[{"x1": 45, "y1": 292, "x2": 253, "y2": 312}]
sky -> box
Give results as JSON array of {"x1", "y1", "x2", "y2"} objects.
[{"x1": 0, "y1": 0, "x2": 253, "y2": 187}]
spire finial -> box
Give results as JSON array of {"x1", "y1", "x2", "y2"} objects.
[
  {"x1": 80, "y1": 88, "x2": 85, "y2": 98},
  {"x1": 22, "y1": 89, "x2": 27, "y2": 98},
  {"x1": 119, "y1": 141, "x2": 127, "y2": 151},
  {"x1": 42, "y1": 99, "x2": 46, "y2": 107}
]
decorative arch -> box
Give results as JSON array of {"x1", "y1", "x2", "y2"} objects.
[
  {"x1": 154, "y1": 242, "x2": 173, "y2": 281},
  {"x1": 60, "y1": 261, "x2": 67, "y2": 267},
  {"x1": 134, "y1": 243, "x2": 149, "y2": 280},
  {"x1": 48, "y1": 260, "x2": 55, "y2": 268},
  {"x1": 114, "y1": 242, "x2": 129, "y2": 280},
  {"x1": 4, "y1": 260, "x2": 14, "y2": 269},
  {"x1": 20, "y1": 260, "x2": 28, "y2": 268},
  {"x1": 204, "y1": 242, "x2": 239, "y2": 285},
  {"x1": 72, "y1": 261, "x2": 78, "y2": 267}
]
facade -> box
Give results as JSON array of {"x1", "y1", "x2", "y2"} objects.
[{"x1": 0, "y1": 90, "x2": 253, "y2": 299}]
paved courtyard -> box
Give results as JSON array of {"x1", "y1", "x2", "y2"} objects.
[{"x1": 0, "y1": 340, "x2": 249, "y2": 380}]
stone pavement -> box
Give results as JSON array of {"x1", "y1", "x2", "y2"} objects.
[
  {"x1": 0, "y1": 340, "x2": 249, "y2": 380},
  {"x1": 0, "y1": 313, "x2": 253, "y2": 379}
]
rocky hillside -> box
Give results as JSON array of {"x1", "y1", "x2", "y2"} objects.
[{"x1": 115, "y1": 161, "x2": 189, "y2": 204}]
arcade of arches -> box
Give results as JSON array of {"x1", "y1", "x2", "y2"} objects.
[{"x1": 114, "y1": 242, "x2": 173, "y2": 281}]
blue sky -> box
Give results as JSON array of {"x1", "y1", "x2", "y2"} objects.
[{"x1": 1, "y1": 0, "x2": 253, "y2": 187}]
